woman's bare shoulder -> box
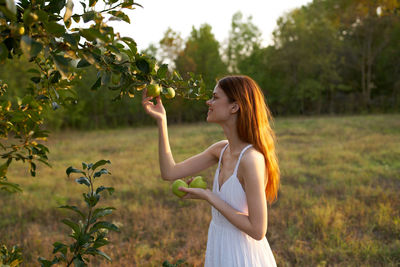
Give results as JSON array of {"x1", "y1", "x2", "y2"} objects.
[
  {"x1": 207, "y1": 140, "x2": 229, "y2": 158},
  {"x1": 240, "y1": 147, "x2": 266, "y2": 172}
]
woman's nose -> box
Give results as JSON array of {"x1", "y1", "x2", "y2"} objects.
[{"x1": 206, "y1": 99, "x2": 211, "y2": 106}]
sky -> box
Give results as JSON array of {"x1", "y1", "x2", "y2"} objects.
[{"x1": 107, "y1": 0, "x2": 314, "y2": 50}]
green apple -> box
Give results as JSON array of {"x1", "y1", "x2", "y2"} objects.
[
  {"x1": 164, "y1": 87, "x2": 176, "y2": 99},
  {"x1": 189, "y1": 176, "x2": 207, "y2": 189},
  {"x1": 172, "y1": 179, "x2": 188, "y2": 198},
  {"x1": 147, "y1": 84, "x2": 161, "y2": 97}
]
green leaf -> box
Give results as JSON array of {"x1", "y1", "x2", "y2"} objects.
[
  {"x1": 93, "y1": 168, "x2": 110, "y2": 178},
  {"x1": 64, "y1": 0, "x2": 74, "y2": 22},
  {"x1": 31, "y1": 77, "x2": 41, "y2": 84},
  {"x1": 21, "y1": 35, "x2": 43, "y2": 59},
  {"x1": 0, "y1": 180, "x2": 22, "y2": 193},
  {"x1": 91, "y1": 77, "x2": 101, "y2": 91},
  {"x1": 72, "y1": 257, "x2": 86, "y2": 267},
  {"x1": 72, "y1": 14, "x2": 80, "y2": 23},
  {"x1": 52, "y1": 242, "x2": 67, "y2": 254},
  {"x1": 36, "y1": 10, "x2": 49, "y2": 23},
  {"x1": 91, "y1": 159, "x2": 111, "y2": 171},
  {"x1": 79, "y1": 28, "x2": 96, "y2": 42},
  {"x1": 173, "y1": 70, "x2": 183, "y2": 81},
  {"x1": 50, "y1": 71, "x2": 61, "y2": 84},
  {"x1": 77, "y1": 59, "x2": 90, "y2": 68},
  {"x1": 157, "y1": 64, "x2": 169, "y2": 79},
  {"x1": 1, "y1": 7, "x2": 14, "y2": 21},
  {"x1": 106, "y1": 45, "x2": 120, "y2": 54},
  {"x1": 75, "y1": 177, "x2": 90, "y2": 187},
  {"x1": 59, "y1": 205, "x2": 85, "y2": 219},
  {"x1": 0, "y1": 162, "x2": 8, "y2": 177},
  {"x1": 89, "y1": 221, "x2": 120, "y2": 234},
  {"x1": 109, "y1": 10, "x2": 130, "y2": 23},
  {"x1": 89, "y1": 0, "x2": 97, "y2": 7},
  {"x1": 83, "y1": 192, "x2": 100, "y2": 207},
  {"x1": 64, "y1": 33, "x2": 79, "y2": 47},
  {"x1": 61, "y1": 219, "x2": 81, "y2": 234},
  {"x1": 38, "y1": 257, "x2": 54, "y2": 267},
  {"x1": 92, "y1": 238, "x2": 110, "y2": 249},
  {"x1": 121, "y1": 37, "x2": 137, "y2": 55},
  {"x1": 91, "y1": 207, "x2": 115, "y2": 223},
  {"x1": 5, "y1": 0, "x2": 16, "y2": 15},
  {"x1": 27, "y1": 68, "x2": 41, "y2": 74},
  {"x1": 66, "y1": 166, "x2": 85, "y2": 177},
  {"x1": 136, "y1": 58, "x2": 150, "y2": 74},
  {"x1": 93, "y1": 249, "x2": 111, "y2": 261},
  {"x1": 46, "y1": 0, "x2": 66, "y2": 13},
  {"x1": 44, "y1": 22, "x2": 66, "y2": 37},
  {"x1": 101, "y1": 72, "x2": 111, "y2": 86},
  {"x1": 82, "y1": 162, "x2": 88, "y2": 170},
  {"x1": 82, "y1": 11, "x2": 95, "y2": 23},
  {"x1": 0, "y1": 42, "x2": 8, "y2": 62},
  {"x1": 96, "y1": 186, "x2": 114, "y2": 195},
  {"x1": 52, "y1": 55, "x2": 70, "y2": 79},
  {"x1": 30, "y1": 162, "x2": 36, "y2": 177}
]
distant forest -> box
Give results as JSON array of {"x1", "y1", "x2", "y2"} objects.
[{"x1": 1, "y1": 0, "x2": 399, "y2": 129}]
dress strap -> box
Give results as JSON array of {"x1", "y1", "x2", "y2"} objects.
[
  {"x1": 233, "y1": 144, "x2": 253, "y2": 175},
  {"x1": 217, "y1": 143, "x2": 229, "y2": 171}
]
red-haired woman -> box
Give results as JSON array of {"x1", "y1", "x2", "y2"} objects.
[{"x1": 142, "y1": 75, "x2": 279, "y2": 266}]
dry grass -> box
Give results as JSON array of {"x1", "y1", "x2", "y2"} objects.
[{"x1": 1, "y1": 114, "x2": 399, "y2": 266}]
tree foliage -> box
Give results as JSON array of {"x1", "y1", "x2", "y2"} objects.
[
  {"x1": 0, "y1": 0, "x2": 206, "y2": 192},
  {"x1": 175, "y1": 24, "x2": 227, "y2": 90},
  {"x1": 238, "y1": 0, "x2": 400, "y2": 114},
  {"x1": 225, "y1": 11, "x2": 262, "y2": 73}
]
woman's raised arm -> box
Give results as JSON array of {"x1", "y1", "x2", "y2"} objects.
[{"x1": 142, "y1": 90, "x2": 226, "y2": 180}]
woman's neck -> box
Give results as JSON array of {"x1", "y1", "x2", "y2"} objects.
[{"x1": 220, "y1": 119, "x2": 248, "y2": 156}]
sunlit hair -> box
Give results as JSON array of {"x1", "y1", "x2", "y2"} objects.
[{"x1": 217, "y1": 75, "x2": 280, "y2": 203}]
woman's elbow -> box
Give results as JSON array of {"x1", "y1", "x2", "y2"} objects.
[
  {"x1": 252, "y1": 233, "x2": 265, "y2": 241},
  {"x1": 251, "y1": 228, "x2": 267, "y2": 241},
  {"x1": 161, "y1": 174, "x2": 172, "y2": 181}
]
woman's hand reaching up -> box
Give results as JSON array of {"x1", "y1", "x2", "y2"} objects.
[{"x1": 142, "y1": 88, "x2": 166, "y2": 122}]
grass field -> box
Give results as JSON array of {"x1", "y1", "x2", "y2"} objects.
[{"x1": 1, "y1": 114, "x2": 400, "y2": 266}]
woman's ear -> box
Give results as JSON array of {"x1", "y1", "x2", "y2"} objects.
[{"x1": 231, "y1": 102, "x2": 239, "y2": 114}]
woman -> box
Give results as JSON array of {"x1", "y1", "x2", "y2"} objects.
[{"x1": 142, "y1": 75, "x2": 279, "y2": 266}]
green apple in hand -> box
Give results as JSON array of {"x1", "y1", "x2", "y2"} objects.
[
  {"x1": 172, "y1": 179, "x2": 188, "y2": 198},
  {"x1": 189, "y1": 176, "x2": 207, "y2": 189}
]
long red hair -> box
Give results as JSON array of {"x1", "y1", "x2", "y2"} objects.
[{"x1": 218, "y1": 75, "x2": 280, "y2": 203}]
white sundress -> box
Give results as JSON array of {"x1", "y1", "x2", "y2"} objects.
[{"x1": 204, "y1": 143, "x2": 277, "y2": 267}]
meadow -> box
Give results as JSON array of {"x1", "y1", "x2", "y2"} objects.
[{"x1": 1, "y1": 114, "x2": 399, "y2": 266}]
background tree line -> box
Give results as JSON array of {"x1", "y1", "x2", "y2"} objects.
[{"x1": 1, "y1": 0, "x2": 399, "y2": 130}]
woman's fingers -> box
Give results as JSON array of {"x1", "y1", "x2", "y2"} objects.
[
  {"x1": 187, "y1": 177, "x2": 194, "y2": 184},
  {"x1": 179, "y1": 187, "x2": 204, "y2": 200},
  {"x1": 156, "y1": 95, "x2": 162, "y2": 104},
  {"x1": 142, "y1": 97, "x2": 153, "y2": 105}
]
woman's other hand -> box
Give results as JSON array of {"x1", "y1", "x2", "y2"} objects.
[
  {"x1": 142, "y1": 88, "x2": 166, "y2": 121},
  {"x1": 179, "y1": 187, "x2": 212, "y2": 201}
]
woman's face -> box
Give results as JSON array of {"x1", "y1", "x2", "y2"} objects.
[{"x1": 206, "y1": 85, "x2": 236, "y2": 123}]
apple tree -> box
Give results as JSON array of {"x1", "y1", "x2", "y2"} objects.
[{"x1": 0, "y1": 0, "x2": 207, "y2": 193}]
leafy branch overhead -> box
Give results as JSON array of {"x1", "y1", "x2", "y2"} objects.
[{"x1": 0, "y1": 0, "x2": 207, "y2": 191}]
